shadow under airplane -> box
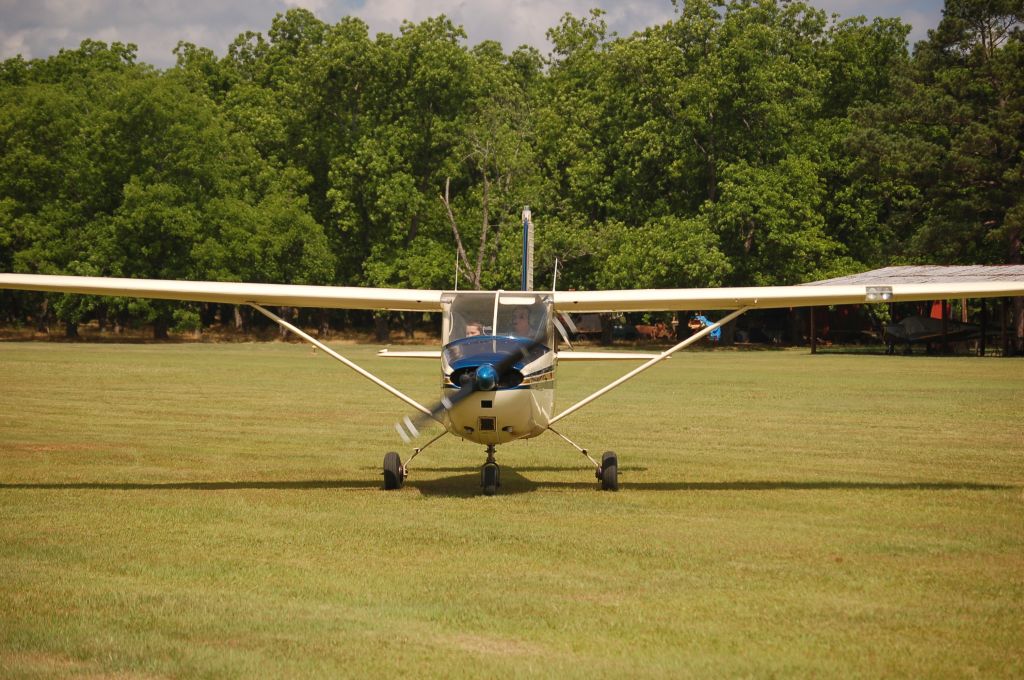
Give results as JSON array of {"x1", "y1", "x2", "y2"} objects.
[{"x1": 1, "y1": 471, "x2": 1012, "y2": 497}]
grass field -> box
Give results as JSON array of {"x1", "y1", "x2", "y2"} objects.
[{"x1": 1, "y1": 341, "x2": 1022, "y2": 678}]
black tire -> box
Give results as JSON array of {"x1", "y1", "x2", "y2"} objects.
[
  {"x1": 600, "y1": 451, "x2": 619, "y2": 491},
  {"x1": 481, "y1": 463, "x2": 499, "y2": 496},
  {"x1": 383, "y1": 451, "x2": 403, "y2": 490}
]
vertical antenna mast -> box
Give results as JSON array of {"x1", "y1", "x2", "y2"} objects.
[{"x1": 521, "y1": 207, "x2": 534, "y2": 291}]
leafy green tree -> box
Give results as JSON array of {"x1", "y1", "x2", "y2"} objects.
[
  {"x1": 537, "y1": 9, "x2": 614, "y2": 225},
  {"x1": 0, "y1": 42, "x2": 138, "y2": 334},
  {"x1": 326, "y1": 17, "x2": 472, "y2": 290},
  {"x1": 909, "y1": 0, "x2": 1023, "y2": 265},
  {"x1": 815, "y1": 17, "x2": 913, "y2": 267},
  {"x1": 594, "y1": 216, "x2": 731, "y2": 289},
  {"x1": 710, "y1": 156, "x2": 848, "y2": 284},
  {"x1": 4, "y1": 2, "x2": 1020, "y2": 346},
  {"x1": 1, "y1": 38, "x2": 333, "y2": 337},
  {"x1": 538, "y1": 2, "x2": 862, "y2": 289},
  {"x1": 172, "y1": 41, "x2": 236, "y2": 101},
  {"x1": 441, "y1": 41, "x2": 545, "y2": 290}
]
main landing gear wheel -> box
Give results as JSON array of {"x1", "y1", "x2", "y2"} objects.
[
  {"x1": 599, "y1": 451, "x2": 619, "y2": 491},
  {"x1": 383, "y1": 451, "x2": 404, "y2": 490}
]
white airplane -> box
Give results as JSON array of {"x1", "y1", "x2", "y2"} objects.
[{"x1": 1, "y1": 268, "x2": 1022, "y2": 494}]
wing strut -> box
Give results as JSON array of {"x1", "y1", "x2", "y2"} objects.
[
  {"x1": 248, "y1": 303, "x2": 435, "y2": 419},
  {"x1": 549, "y1": 307, "x2": 751, "y2": 425}
]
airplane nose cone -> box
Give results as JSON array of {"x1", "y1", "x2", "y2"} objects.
[{"x1": 475, "y1": 363, "x2": 498, "y2": 391}]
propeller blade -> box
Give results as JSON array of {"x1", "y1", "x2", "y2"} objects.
[
  {"x1": 492, "y1": 327, "x2": 546, "y2": 376},
  {"x1": 553, "y1": 314, "x2": 573, "y2": 350},
  {"x1": 395, "y1": 372, "x2": 473, "y2": 443},
  {"x1": 559, "y1": 312, "x2": 579, "y2": 335},
  {"x1": 394, "y1": 328, "x2": 547, "y2": 443}
]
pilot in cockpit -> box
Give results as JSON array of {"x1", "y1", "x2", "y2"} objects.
[{"x1": 511, "y1": 306, "x2": 532, "y2": 338}]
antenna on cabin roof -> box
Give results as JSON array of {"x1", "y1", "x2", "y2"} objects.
[{"x1": 521, "y1": 206, "x2": 534, "y2": 291}]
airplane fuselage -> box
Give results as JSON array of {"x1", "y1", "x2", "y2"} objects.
[{"x1": 439, "y1": 291, "x2": 556, "y2": 445}]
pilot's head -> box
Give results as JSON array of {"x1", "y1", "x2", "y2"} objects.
[
  {"x1": 512, "y1": 307, "x2": 531, "y2": 336},
  {"x1": 465, "y1": 321, "x2": 484, "y2": 337}
]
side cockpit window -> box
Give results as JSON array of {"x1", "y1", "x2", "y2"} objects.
[{"x1": 448, "y1": 295, "x2": 496, "y2": 341}]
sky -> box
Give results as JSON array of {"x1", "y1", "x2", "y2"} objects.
[{"x1": 0, "y1": 0, "x2": 946, "y2": 69}]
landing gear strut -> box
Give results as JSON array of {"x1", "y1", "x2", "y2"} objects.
[
  {"x1": 382, "y1": 431, "x2": 448, "y2": 491},
  {"x1": 481, "y1": 444, "x2": 500, "y2": 496},
  {"x1": 548, "y1": 426, "x2": 620, "y2": 491}
]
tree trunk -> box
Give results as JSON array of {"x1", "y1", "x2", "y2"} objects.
[
  {"x1": 789, "y1": 308, "x2": 804, "y2": 346},
  {"x1": 706, "y1": 113, "x2": 717, "y2": 202},
  {"x1": 64, "y1": 321, "x2": 78, "y2": 339},
  {"x1": 153, "y1": 316, "x2": 170, "y2": 340},
  {"x1": 374, "y1": 315, "x2": 390, "y2": 343},
  {"x1": 1014, "y1": 297, "x2": 1023, "y2": 356},
  {"x1": 200, "y1": 303, "x2": 217, "y2": 328},
  {"x1": 278, "y1": 306, "x2": 292, "y2": 340},
  {"x1": 1010, "y1": 229, "x2": 1022, "y2": 356},
  {"x1": 114, "y1": 310, "x2": 128, "y2": 335},
  {"x1": 318, "y1": 309, "x2": 330, "y2": 338},
  {"x1": 402, "y1": 312, "x2": 415, "y2": 339},
  {"x1": 599, "y1": 314, "x2": 614, "y2": 346},
  {"x1": 1001, "y1": 298, "x2": 1009, "y2": 356},
  {"x1": 473, "y1": 175, "x2": 491, "y2": 289},
  {"x1": 441, "y1": 177, "x2": 478, "y2": 289},
  {"x1": 35, "y1": 298, "x2": 49, "y2": 333}
]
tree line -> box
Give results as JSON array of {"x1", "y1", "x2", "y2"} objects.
[{"x1": 0, "y1": 0, "x2": 1021, "y2": 343}]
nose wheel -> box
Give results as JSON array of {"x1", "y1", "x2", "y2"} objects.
[{"x1": 481, "y1": 445, "x2": 500, "y2": 496}]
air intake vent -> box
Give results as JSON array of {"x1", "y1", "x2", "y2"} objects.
[{"x1": 479, "y1": 417, "x2": 496, "y2": 431}]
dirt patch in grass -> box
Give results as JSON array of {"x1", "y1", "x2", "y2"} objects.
[
  {"x1": 16, "y1": 443, "x2": 111, "y2": 455},
  {"x1": 0, "y1": 650, "x2": 159, "y2": 679},
  {"x1": 435, "y1": 631, "x2": 552, "y2": 658}
]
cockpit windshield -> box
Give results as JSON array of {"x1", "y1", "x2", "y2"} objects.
[{"x1": 444, "y1": 291, "x2": 554, "y2": 346}]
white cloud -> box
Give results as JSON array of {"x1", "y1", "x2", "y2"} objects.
[
  {"x1": 0, "y1": 0, "x2": 282, "y2": 66},
  {"x1": 347, "y1": 0, "x2": 679, "y2": 50},
  {"x1": 901, "y1": 8, "x2": 945, "y2": 45},
  {"x1": 283, "y1": 0, "x2": 332, "y2": 13},
  {"x1": 1, "y1": 31, "x2": 33, "y2": 59}
]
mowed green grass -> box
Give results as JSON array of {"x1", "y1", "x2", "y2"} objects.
[{"x1": 1, "y1": 341, "x2": 1022, "y2": 678}]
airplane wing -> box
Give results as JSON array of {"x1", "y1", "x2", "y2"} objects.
[
  {"x1": 3, "y1": 266, "x2": 1022, "y2": 314},
  {"x1": 0, "y1": 273, "x2": 444, "y2": 312},
  {"x1": 552, "y1": 266, "x2": 1024, "y2": 313},
  {"x1": 556, "y1": 351, "x2": 662, "y2": 361},
  {"x1": 377, "y1": 349, "x2": 442, "y2": 359},
  {"x1": 375, "y1": 348, "x2": 661, "y2": 361}
]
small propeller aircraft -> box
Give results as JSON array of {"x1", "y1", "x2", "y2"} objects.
[
  {"x1": 2, "y1": 258, "x2": 1023, "y2": 494},
  {"x1": 883, "y1": 315, "x2": 982, "y2": 354}
]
